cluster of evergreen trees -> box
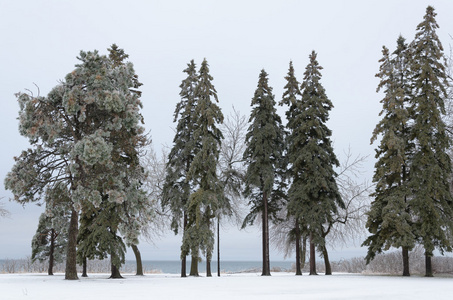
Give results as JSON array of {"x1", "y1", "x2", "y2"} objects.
[
  {"x1": 4, "y1": 5, "x2": 453, "y2": 280},
  {"x1": 5, "y1": 45, "x2": 151, "y2": 279},
  {"x1": 363, "y1": 6, "x2": 453, "y2": 277}
]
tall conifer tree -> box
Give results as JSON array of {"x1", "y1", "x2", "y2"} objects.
[
  {"x1": 242, "y1": 69, "x2": 285, "y2": 276},
  {"x1": 162, "y1": 60, "x2": 199, "y2": 277},
  {"x1": 408, "y1": 6, "x2": 453, "y2": 277},
  {"x1": 287, "y1": 52, "x2": 343, "y2": 275},
  {"x1": 182, "y1": 58, "x2": 224, "y2": 277},
  {"x1": 279, "y1": 61, "x2": 305, "y2": 275},
  {"x1": 362, "y1": 38, "x2": 415, "y2": 276}
]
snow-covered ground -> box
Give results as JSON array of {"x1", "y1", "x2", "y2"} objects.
[{"x1": 1, "y1": 272, "x2": 451, "y2": 300}]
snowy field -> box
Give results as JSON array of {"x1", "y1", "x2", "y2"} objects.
[{"x1": 1, "y1": 272, "x2": 452, "y2": 300}]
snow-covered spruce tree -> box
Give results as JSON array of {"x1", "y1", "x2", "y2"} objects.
[
  {"x1": 4, "y1": 48, "x2": 148, "y2": 280},
  {"x1": 162, "y1": 60, "x2": 199, "y2": 277},
  {"x1": 362, "y1": 38, "x2": 415, "y2": 276},
  {"x1": 183, "y1": 58, "x2": 224, "y2": 277},
  {"x1": 287, "y1": 51, "x2": 343, "y2": 276},
  {"x1": 278, "y1": 61, "x2": 305, "y2": 275},
  {"x1": 31, "y1": 185, "x2": 71, "y2": 275},
  {"x1": 408, "y1": 6, "x2": 453, "y2": 277},
  {"x1": 242, "y1": 69, "x2": 285, "y2": 276}
]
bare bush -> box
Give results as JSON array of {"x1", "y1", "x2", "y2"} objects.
[{"x1": 0, "y1": 257, "x2": 161, "y2": 274}]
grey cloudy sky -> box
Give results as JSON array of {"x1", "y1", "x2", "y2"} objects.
[{"x1": 1, "y1": 0, "x2": 453, "y2": 262}]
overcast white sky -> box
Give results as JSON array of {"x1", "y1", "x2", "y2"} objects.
[{"x1": 1, "y1": 0, "x2": 453, "y2": 263}]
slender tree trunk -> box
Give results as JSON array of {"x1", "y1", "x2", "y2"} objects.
[
  {"x1": 425, "y1": 253, "x2": 433, "y2": 277},
  {"x1": 402, "y1": 246, "x2": 410, "y2": 276},
  {"x1": 65, "y1": 208, "x2": 79, "y2": 280},
  {"x1": 110, "y1": 254, "x2": 123, "y2": 279},
  {"x1": 181, "y1": 212, "x2": 188, "y2": 278},
  {"x1": 48, "y1": 229, "x2": 55, "y2": 275},
  {"x1": 131, "y1": 244, "x2": 144, "y2": 276},
  {"x1": 81, "y1": 257, "x2": 88, "y2": 277},
  {"x1": 189, "y1": 254, "x2": 199, "y2": 276},
  {"x1": 262, "y1": 191, "x2": 271, "y2": 276},
  {"x1": 301, "y1": 235, "x2": 307, "y2": 269},
  {"x1": 322, "y1": 246, "x2": 332, "y2": 275},
  {"x1": 295, "y1": 219, "x2": 302, "y2": 276},
  {"x1": 217, "y1": 217, "x2": 220, "y2": 277},
  {"x1": 206, "y1": 259, "x2": 212, "y2": 277},
  {"x1": 309, "y1": 233, "x2": 318, "y2": 275}
]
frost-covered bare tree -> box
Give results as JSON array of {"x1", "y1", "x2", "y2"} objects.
[
  {"x1": 320, "y1": 149, "x2": 372, "y2": 274},
  {"x1": 218, "y1": 107, "x2": 248, "y2": 223},
  {"x1": 0, "y1": 198, "x2": 10, "y2": 218},
  {"x1": 216, "y1": 107, "x2": 248, "y2": 276}
]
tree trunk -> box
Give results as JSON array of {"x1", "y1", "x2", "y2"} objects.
[
  {"x1": 206, "y1": 259, "x2": 212, "y2": 277},
  {"x1": 402, "y1": 246, "x2": 410, "y2": 276},
  {"x1": 65, "y1": 209, "x2": 79, "y2": 280},
  {"x1": 262, "y1": 191, "x2": 271, "y2": 276},
  {"x1": 131, "y1": 244, "x2": 144, "y2": 276},
  {"x1": 301, "y1": 235, "x2": 307, "y2": 269},
  {"x1": 295, "y1": 219, "x2": 302, "y2": 276},
  {"x1": 81, "y1": 257, "x2": 88, "y2": 277},
  {"x1": 48, "y1": 229, "x2": 55, "y2": 276},
  {"x1": 425, "y1": 253, "x2": 433, "y2": 277},
  {"x1": 189, "y1": 255, "x2": 199, "y2": 276},
  {"x1": 217, "y1": 217, "x2": 220, "y2": 277},
  {"x1": 309, "y1": 233, "x2": 318, "y2": 275},
  {"x1": 110, "y1": 254, "x2": 123, "y2": 279},
  {"x1": 181, "y1": 212, "x2": 188, "y2": 278},
  {"x1": 322, "y1": 246, "x2": 332, "y2": 275}
]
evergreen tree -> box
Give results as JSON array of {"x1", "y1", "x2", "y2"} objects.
[
  {"x1": 182, "y1": 58, "x2": 224, "y2": 277},
  {"x1": 287, "y1": 51, "x2": 343, "y2": 276},
  {"x1": 242, "y1": 69, "x2": 285, "y2": 276},
  {"x1": 279, "y1": 61, "x2": 305, "y2": 276},
  {"x1": 5, "y1": 48, "x2": 148, "y2": 280},
  {"x1": 362, "y1": 38, "x2": 415, "y2": 276},
  {"x1": 162, "y1": 60, "x2": 199, "y2": 277},
  {"x1": 408, "y1": 6, "x2": 453, "y2": 277},
  {"x1": 31, "y1": 187, "x2": 71, "y2": 275}
]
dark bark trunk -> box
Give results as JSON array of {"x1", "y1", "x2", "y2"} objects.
[
  {"x1": 295, "y1": 219, "x2": 302, "y2": 276},
  {"x1": 261, "y1": 191, "x2": 271, "y2": 276},
  {"x1": 206, "y1": 259, "x2": 212, "y2": 277},
  {"x1": 48, "y1": 229, "x2": 55, "y2": 275},
  {"x1": 110, "y1": 255, "x2": 123, "y2": 279},
  {"x1": 217, "y1": 217, "x2": 220, "y2": 277},
  {"x1": 81, "y1": 257, "x2": 88, "y2": 277},
  {"x1": 189, "y1": 255, "x2": 199, "y2": 276},
  {"x1": 322, "y1": 246, "x2": 332, "y2": 275},
  {"x1": 309, "y1": 233, "x2": 318, "y2": 275},
  {"x1": 402, "y1": 246, "x2": 410, "y2": 276},
  {"x1": 181, "y1": 212, "x2": 187, "y2": 278},
  {"x1": 425, "y1": 253, "x2": 433, "y2": 277},
  {"x1": 301, "y1": 235, "x2": 307, "y2": 269},
  {"x1": 131, "y1": 244, "x2": 144, "y2": 276},
  {"x1": 65, "y1": 209, "x2": 79, "y2": 280}
]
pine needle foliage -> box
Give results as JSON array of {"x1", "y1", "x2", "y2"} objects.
[{"x1": 5, "y1": 46, "x2": 148, "y2": 279}]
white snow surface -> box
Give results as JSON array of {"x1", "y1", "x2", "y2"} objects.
[{"x1": 1, "y1": 272, "x2": 452, "y2": 300}]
